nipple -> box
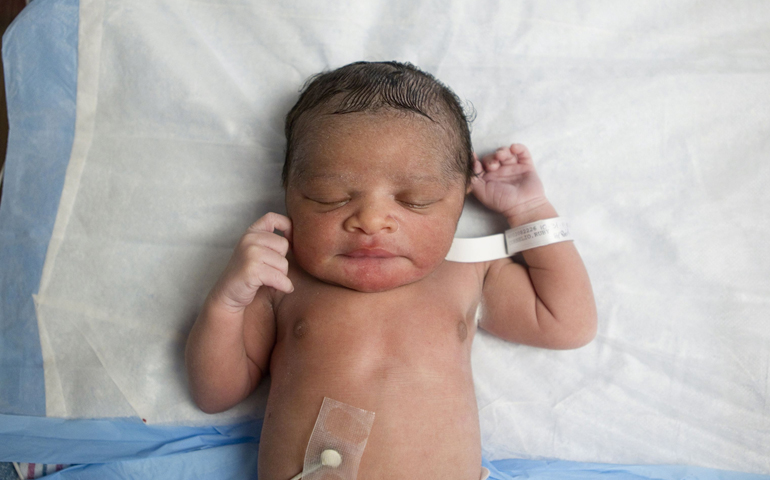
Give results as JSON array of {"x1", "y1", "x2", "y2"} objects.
[
  {"x1": 293, "y1": 320, "x2": 307, "y2": 339},
  {"x1": 457, "y1": 320, "x2": 468, "y2": 341}
]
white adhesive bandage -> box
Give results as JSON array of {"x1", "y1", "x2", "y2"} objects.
[
  {"x1": 445, "y1": 217, "x2": 573, "y2": 263},
  {"x1": 296, "y1": 397, "x2": 375, "y2": 480}
]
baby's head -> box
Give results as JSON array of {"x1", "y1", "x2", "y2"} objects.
[
  {"x1": 282, "y1": 61, "x2": 474, "y2": 292},
  {"x1": 283, "y1": 61, "x2": 474, "y2": 188}
]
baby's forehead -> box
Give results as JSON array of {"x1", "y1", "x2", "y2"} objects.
[
  {"x1": 290, "y1": 111, "x2": 462, "y2": 185},
  {"x1": 296, "y1": 168, "x2": 451, "y2": 188},
  {"x1": 300, "y1": 109, "x2": 455, "y2": 152}
]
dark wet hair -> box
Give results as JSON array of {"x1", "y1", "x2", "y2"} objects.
[{"x1": 282, "y1": 61, "x2": 474, "y2": 187}]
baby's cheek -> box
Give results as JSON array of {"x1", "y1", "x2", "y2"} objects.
[
  {"x1": 408, "y1": 222, "x2": 456, "y2": 269},
  {"x1": 291, "y1": 221, "x2": 331, "y2": 265}
]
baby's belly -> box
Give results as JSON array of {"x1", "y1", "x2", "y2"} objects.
[{"x1": 257, "y1": 318, "x2": 482, "y2": 479}]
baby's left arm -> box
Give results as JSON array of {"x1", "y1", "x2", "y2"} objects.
[{"x1": 471, "y1": 144, "x2": 597, "y2": 349}]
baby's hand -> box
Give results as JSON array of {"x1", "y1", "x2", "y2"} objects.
[
  {"x1": 470, "y1": 144, "x2": 547, "y2": 220},
  {"x1": 211, "y1": 213, "x2": 293, "y2": 312}
]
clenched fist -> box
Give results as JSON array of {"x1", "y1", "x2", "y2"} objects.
[{"x1": 211, "y1": 212, "x2": 293, "y2": 312}]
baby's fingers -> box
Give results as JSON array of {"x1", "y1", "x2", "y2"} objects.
[
  {"x1": 508, "y1": 144, "x2": 533, "y2": 165},
  {"x1": 248, "y1": 212, "x2": 293, "y2": 245},
  {"x1": 240, "y1": 230, "x2": 291, "y2": 258},
  {"x1": 481, "y1": 144, "x2": 526, "y2": 171},
  {"x1": 243, "y1": 213, "x2": 292, "y2": 256},
  {"x1": 480, "y1": 149, "x2": 504, "y2": 171},
  {"x1": 472, "y1": 153, "x2": 485, "y2": 176},
  {"x1": 249, "y1": 246, "x2": 289, "y2": 276},
  {"x1": 479, "y1": 162, "x2": 531, "y2": 181},
  {"x1": 243, "y1": 247, "x2": 293, "y2": 293},
  {"x1": 253, "y1": 264, "x2": 294, "y2": 294}
]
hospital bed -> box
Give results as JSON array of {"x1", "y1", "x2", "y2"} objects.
[{"x1": 1, "y1": 0, "x2": 769, "y2": 478}]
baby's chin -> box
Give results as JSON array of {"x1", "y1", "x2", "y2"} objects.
[
  {"x1": 325, "y1": 274, "x2": 421, "y2": 293},
  {"x1": 298, "y1": 255, "x2": 439, "y2": 293}
]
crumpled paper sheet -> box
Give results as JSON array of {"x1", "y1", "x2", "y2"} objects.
[{"x1": 34, "y1": 0, "x2": 770, "y2": 473}]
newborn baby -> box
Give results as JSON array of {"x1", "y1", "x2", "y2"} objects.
[{"x1": 185, "y1": 61, "x2": 597, "y2": 479}]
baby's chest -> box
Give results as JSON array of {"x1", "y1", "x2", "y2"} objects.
[{"x1": 277, "y1": 280, "x2": 479, "y2": 352}]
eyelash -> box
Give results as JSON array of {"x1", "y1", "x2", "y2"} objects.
[
  {"x1": 399, "y1": 201, "x2": 431, "y2": 209},
  {"x1": 307, "y1": 197, "x2": 434, "y2": 210},
  {"x1": 313, "y1": 199, "x2": 349, "y2": 207}
]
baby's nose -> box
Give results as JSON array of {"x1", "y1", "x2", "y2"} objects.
[{"x1": 343, "y1": 200, "x2": 398, "y2": 235}]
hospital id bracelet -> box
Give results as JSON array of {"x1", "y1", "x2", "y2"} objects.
[
  {"x1": 505, "y1": 216, "x2": 572, "y2": 254},
  {"x1": 445, "y1": 217, "x2": 573, "y2": 263}
]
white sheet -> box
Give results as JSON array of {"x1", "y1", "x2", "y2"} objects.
[{"x1": 35, "y1": 0, "x2": 770, "y2": 472}]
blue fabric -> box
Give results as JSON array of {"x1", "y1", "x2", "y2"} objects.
[
  {"x1": 0, "y1": 411, "x2": 766, "y2": 480},
  {"x1": 0, "y1": 414, "x2": 262, "y2": 464},
  {"x1": 0, "y1": 415, "x2": 261, "y2": 479},
  {"x1": 482, "y1": 458, "x2": 770, "y2": 480},
  {"x1": 0, "y1": 0, "x2": 79, "y2": 416},
  {"x1": 44, "y1": 443, "x2": 259, "y2": 480},
  {"x1": 0, "y1": 415, "x2": 263, "y2": 479}
]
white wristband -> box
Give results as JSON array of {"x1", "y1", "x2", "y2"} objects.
[
  {"x1": 505, "y1": 217, "x2": 572, "y2": 254},
  {"x1": 445, "y1": 217, "x2": 573, "y2": 263}
]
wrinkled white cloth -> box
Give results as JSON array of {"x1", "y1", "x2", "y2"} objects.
[{"x1": 35, "y1": 0, "x2": 770, "y2": 473}]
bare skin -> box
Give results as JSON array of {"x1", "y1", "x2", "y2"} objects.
[{"x1": 185, "y1": 112, "x2": 597, "y2": 479}]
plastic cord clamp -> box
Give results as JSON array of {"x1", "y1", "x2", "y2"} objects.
[
  {"x1": 445, "y1": 217, "x2": 572, "y2": 263},
  {"x1": 295, "y1": 397, "x2": 375, "y2": 480}
]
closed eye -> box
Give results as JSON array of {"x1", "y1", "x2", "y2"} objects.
[
  {"x1": 398, "y1": 200, "x2": 436, "y2": 210},
  {"x1": 306, "y1": 196, "x2": 349, "y2": 207}
]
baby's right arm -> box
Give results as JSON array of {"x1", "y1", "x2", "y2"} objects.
[{"x1": 185, "y1": 213, "x2": 293, "y2": 414}]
